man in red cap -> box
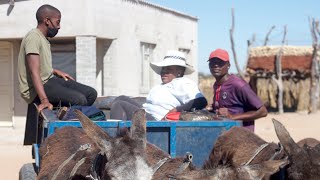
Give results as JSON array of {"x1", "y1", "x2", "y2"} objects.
[{"x1": 208, "y1": 48, "x2": 267, "y2": 131}]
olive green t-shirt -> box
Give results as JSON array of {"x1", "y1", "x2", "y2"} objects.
[{"x1": 18, "y1": 28, "x2": 53, "y2": 104}]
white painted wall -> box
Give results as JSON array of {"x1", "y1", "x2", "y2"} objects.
[
  {"x1": 0, "y1": 0, "x2": 199, "y2": 117},
  {"x1": 0, "y1": 41, "x2": 13, "y2": 126}
]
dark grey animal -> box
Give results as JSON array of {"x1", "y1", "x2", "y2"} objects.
[
  {"x1": 297, "y1": 137, "x2": 320, "y2": 148},
  {"x1": 146, "y1": 128, "x2": 287, "y2": 180},
  {"x1": 175, "y1": 158, "x2": 287, "y2": 180},
  {"x1": 273, "y1": 119, "x2": 320, "y2": 180},
  {"x1": 37, "y1": 109, "x2": 153, "y2": 180},
  {"x1": 202, "y1": 118, "x2": 320, "y2": 180},
  {"x1": 204, "y1": 126, "x2": 287, "y2": 168}
]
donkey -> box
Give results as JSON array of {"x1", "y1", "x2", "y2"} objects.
[
  {"x1": 147, "y1": 140, "x2": 287, "y2": 180},
  {"x1": 37, "y1": 109, "x2": 153, "y2": 180},
  {"x1": 146, "y1": 143, "x2": 197, "y2": 179},
  {"x1": 203, "y1": 126, "x2": 287, "y2": 169},
  {"x1": 145, "y1": 127, "x2": 287, "y2": 179},
  {"x1": 37, "y1": 108, "x2": 200, "y2": 180},
  {"x1": 202, "y1": 119, "x2": 320, "y2": 180},
  {"x1": 273, "y1": 119, "x2": 320, "y2": 180},
  {"x1": 174, "y1": 157, "x2": 287, "y2": 180},
  {"x1": 297, "y1": 137, "x2": 320, "y2": 148}
]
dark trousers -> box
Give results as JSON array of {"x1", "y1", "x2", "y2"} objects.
[
  {"x1": 110, "y1": 95, "x2": 154, "y2": 120},
  {"x1": 23, "y1": 98, "x2": 40, "y2": 145},
  {"x1": 23, "y1": 76, "x2": 97, "y2": 145},
  {"x1": 44, "y1": 76, "x2": 97, "y2": 107}
]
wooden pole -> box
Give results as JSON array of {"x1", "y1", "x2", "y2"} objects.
[
  {"x1": 272, "y1": 25, "x2": 287, "y2": 114},
  {"x1": 309, "y1": 18, "x2": 320, "y2": 113}
]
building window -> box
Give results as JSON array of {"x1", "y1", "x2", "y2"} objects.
[
  {"x1": 51, "y1": 40, "x2": 76, "y2": 79},
  {"x1": 179, "y1": 48, "x2": 192, "y2": 67},
  {"x1": 179, "y1": 48, "x2": 190, "y2": 55},
  {"x1": 140, "y1": 42, "x2": 156, "y2": 94},
  {"x1": 179, "y1": 48, "x2": 190, "y2": 61}
]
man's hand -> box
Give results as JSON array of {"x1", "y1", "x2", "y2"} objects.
[
  {"x1": 206, "y1": 103, "x2": 213, "y2": 111},
  {"x1": 37, "y1": 99, "x2": 53, "y2": 112},
  {"x1": 217, "y1": 107, "x2": 232, "y2": 119},
  {"x1": 53, "y1": 69, "x2": 75, "y2": 81}
]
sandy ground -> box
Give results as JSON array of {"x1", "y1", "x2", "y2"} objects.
[
  {"x1": 1, "y1": 112, "x2": 319, "y2": 180},
  {"x1": 255, "y1": 111, "x2": 320, "y2": 143},
  {"x1": 0, "y1": 116, "x2": 33, "y2": 180}
]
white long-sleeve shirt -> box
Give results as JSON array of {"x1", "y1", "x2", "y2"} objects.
[{"x1": 143, "y1": 77, "x2": 204, "y2": 120}]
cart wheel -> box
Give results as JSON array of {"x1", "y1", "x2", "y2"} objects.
[{"x1": 19, "y1": 163, "x2": 37, "y2": 180}]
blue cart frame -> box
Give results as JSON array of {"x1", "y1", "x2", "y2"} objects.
[{"x1": 33, "y1": 109, "x2": 242, "y2": 171}]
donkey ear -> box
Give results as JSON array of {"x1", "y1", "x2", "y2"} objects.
[
  {"x1": 130, "y1": 109, "x2": 147, "y2": 150},
  {"x1": 272, "y1": 118, "x2": 302, "y2": 155},
  {"x1": 242, "y1": 159, "x2": 288, "y2": 179},
  {"x1": 75, "y1": 110, "x2": 112, "y2": 151}
]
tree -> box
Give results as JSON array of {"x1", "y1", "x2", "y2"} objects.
[
  {"x1": 263, "y1": 25, "x2": 276, "y2": 46},
  {"x1": 272, "y1": 26, "x2": 287, "y2": 114},
  {"x1": 229, "y1": 8, "x2": 245, "y2": 79},
  {"x1": 309, "y1": 18, "x2": 320, "y2": 113}
]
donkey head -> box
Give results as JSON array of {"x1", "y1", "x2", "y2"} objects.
[
  {"x1": 273, "y1": 118, "x2": 320, "y2": 180},
  {"x1": 75, "y1": 109, "x2": 153, "y2": 180}
]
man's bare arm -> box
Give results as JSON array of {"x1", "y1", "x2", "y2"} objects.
[
  {"x1": 26, "y1": 54, "x2": 53, "y2": 111},
  {"x1": 218, "y1": 106, "x2": 268, "y2": 121},
  {"x1": 53, "y1": 69, "x2": 75, "y2": 81}
]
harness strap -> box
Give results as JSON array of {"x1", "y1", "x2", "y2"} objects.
[
  {"x1": 86, "y1": 174, "x2": 99, "y2": 180},
  {"x1": 52, "y1": 143, "x2": 91, "y2": 180},
  {"x1": 269, "y1": 143, "x2": 284, "y2": 160},
  {"x1": 69, "y1": 157, "x2": 87, "y2": 177},
  {"x1": 243, "y1": 143, "x2": 269, "y2": 166},
  {"x1": 175, "y1": 152, "x2": 193, "y2": 175},
  {"x1": 168, "y1": 152, "x2": 193, "y2": 180},
  {"x1": 89, "y1": 152, "x2": 106, "y2": 180},
  {"x1": 152, "y1": 157, "x2": 170, "y2": 174}
]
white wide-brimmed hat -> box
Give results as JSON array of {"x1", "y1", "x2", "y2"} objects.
[{"x1": 150, "y1": 50, "x2": 195, "y2": 75}]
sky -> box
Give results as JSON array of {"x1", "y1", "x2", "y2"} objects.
[{"x1": 148, "y1": 0, "x2": 320, "y2": 75}]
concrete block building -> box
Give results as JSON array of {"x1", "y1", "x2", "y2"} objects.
[{"x1": 0, "y1": 0, "x2": 198, "y2": 126}]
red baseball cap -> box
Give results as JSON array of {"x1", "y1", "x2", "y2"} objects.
[{"x1": 208, "y1": 49, "x2": 229, "y2": 62}]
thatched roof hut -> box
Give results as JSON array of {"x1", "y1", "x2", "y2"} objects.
[
  {"x1": 247, "y1": 46, "x2": 319, "y2": 111},
  {"x1": 247, "y1": 46, "x2": 320, "y2": 77}
]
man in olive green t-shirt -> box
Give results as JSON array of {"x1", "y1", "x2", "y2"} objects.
[
  {"x1": 18, "y1": 4, "x2": 97, "y2": 145},
  {"x1": 18, "y1": 28, "x2": 53, "y2": 105}
]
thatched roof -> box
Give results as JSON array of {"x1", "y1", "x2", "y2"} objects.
[
  {"x1": 247, "y1": 46, "x2": 319, "y2": 75},
  {"x1": 250, "y1": 46, "x2": 315, "y2": 57}
]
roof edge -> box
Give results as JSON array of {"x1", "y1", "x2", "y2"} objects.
[
  {"x1": 249, "y1": 45, "x2": 319, "y2": 57},
  {"x1": 123, "y1": 0, "x2": 198, "y2": 21}
]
